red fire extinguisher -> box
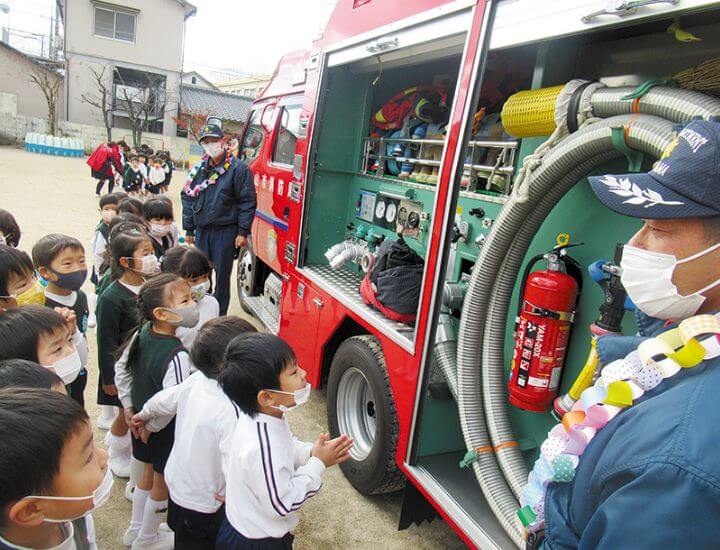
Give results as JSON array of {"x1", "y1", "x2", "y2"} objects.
[{"x1": 509, "y1": 237, "x2": 583, "y2": 412}]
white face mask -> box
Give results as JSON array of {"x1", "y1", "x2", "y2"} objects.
[
  {"x1": 25, "y1": 466, "x2": 114, "y2": 523},
  {"x1": 202, "y1": 141, "x2": 224, "y2": 158},
  {"x1": 190, "y1": 280, "x2": 211, "y2": 301},
  {"x1": 0, "y1": 235, "x2": 6, "y2": 246},
  {"x1": 45, "y1": 348, "x2": 82, "y2": 385},
  {"x1": 621, "y1": 242, "x2": 720, "y2": 320},
  {"x1": 162, "y1": 302, "x2": 200, "y2": 328},
  {"x1": 268, "y1": 382, "x2": 311, "y2": 413},
  {"x1": 101, "y1": 210, "x2": 116, "y2": 224},
  {"x1": 149, "y1": 223, "x2": 171, "y2": 238}
]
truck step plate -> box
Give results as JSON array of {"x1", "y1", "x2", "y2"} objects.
[{"x1": 244, "y1": 295, "x2": 280, "y2": 335}]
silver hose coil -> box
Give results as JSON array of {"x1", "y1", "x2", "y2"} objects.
[
  {"x1": 590, "y1": 86, "x2": 720, "y2": 122},
  {"x1": 458, "y1": 114, "x2": 686, "y2": 547}
]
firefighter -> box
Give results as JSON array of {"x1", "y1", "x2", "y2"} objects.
[
  {"x1": 539, "y1": 119, "x2": 720, "y2": 548},
  {"x1": 181, "y1": 121, "x2": 256, "y2": 315}
]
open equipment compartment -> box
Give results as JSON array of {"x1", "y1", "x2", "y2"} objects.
[
  {"x1": 299, "y1": 14, "x2": 471, "y2": 348},
  {"x1": 407, "y1": 6, "x2": 720, "y2": 546}
]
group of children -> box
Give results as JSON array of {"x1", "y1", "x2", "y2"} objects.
[
  {"x1": 0, "y1": 193, "x2": 353, "y2": 550},
  {"x1": 122, "y1": 147, "x2": 174, "y2": 197}
]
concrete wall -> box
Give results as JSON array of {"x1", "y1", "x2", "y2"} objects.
[
  {"x1": 64, "y1": 0, "x2": 190, "y2": 137},
  {"x1": 0, "y1": 111, "x2": 192, "y2": 167},
  {"x1": 0, "y1": 45, "x2": 65, "y2": 120}
]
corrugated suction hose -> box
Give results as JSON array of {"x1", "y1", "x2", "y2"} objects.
[{"x1": 457, "y1": 86, "x2": 720, "y2": 547}]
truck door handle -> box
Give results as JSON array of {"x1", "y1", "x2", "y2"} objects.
[
  {"x1": 366, "y1": 36, "x2": 399, "y2": 53},
  {"x1": 582, "y1": 0, "x2": 679, "y2": 23},
  {"x1": 313, "y1": 298, "x2": 324, "y2": 308},
  {"x1": 282, "y1": 273, "x2": 290, "y2": 282}
]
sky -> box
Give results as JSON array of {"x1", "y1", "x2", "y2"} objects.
[
  {"x1": 183, "y1": 0, "x2": 338, "y2": 79},
  {"x1": 0, "y1": 0, "x2": 337, "y2": 78}
]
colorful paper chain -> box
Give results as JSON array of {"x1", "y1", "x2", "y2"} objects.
[
  {"x1": 182, "y1": 151, "x2": 233, "y2": 199},
  {"x1": 517, "y1": 314, "x2": 720, "y2": 534}
]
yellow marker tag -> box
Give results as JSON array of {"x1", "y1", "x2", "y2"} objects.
[
  {"x1": 456, "y1": 206, "x2": 463, "y2": 215},
  {"x1": 556, "y1": 233, "x2": 570, "y2": 247},
  {"x1": 604, "y1": 381, "x2": 633, "y2": 408}
]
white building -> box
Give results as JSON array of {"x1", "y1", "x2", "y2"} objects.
[{"x1": 62, "y1": 0, "x2": 196, "y2": 138}]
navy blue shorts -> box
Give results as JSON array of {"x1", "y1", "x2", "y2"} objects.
[
  {"x1": 215, "y1": 519, "x2": 293, "y2": 549},
  {"x1": 131, "y1": 419, "x2": 175, "y2": 474}
]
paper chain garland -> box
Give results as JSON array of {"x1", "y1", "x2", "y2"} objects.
[
  {"x1": 517, "y1": 314, "x2": 720, "y2": 534},
  {"x1": 182, "y1": 151, "x2": 233, "y2": 199}
]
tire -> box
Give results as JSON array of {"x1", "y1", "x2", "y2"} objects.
[
  {"x1": 236, "y1": 246, "x2": 257, "y2": 314},
  {"x1": 327, "y1": 335, "x2": 405, "y2": 494}
]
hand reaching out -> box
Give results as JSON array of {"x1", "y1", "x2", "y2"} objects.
[{"x1": 312, "y1": 433, "x2": 353, "y2": 467}]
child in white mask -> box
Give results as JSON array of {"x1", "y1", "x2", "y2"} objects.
[{"x1": 0, "y1": 388, "x2": 110, "y2": 550}]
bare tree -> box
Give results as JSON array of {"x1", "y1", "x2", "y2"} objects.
[
  {"x1": 114, "y1": 70, "x2": 175, "y2": 147},
  {"x1": 80, "y1": 65, "x2": 113, "y2": 142},
  {"x1": 29, "y1": 68, "x2": 62, "y2": 136}
]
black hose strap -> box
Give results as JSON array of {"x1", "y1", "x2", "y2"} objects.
[{"x1": 566, "y1": 82, "x2": 593, "y2": 134}]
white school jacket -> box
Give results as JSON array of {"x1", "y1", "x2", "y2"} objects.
[
  {"x1": 136, "y1": 371, "x2": 240, "y2": 513},
  {"x1": 225, "y1": 413, "x2": 325, "y2": 539}
]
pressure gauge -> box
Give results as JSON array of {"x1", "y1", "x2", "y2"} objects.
[
  {"x1": 375, "y1": 200, "x2": 386, "y2": 220},
  {"x1": 397, "y1": 206, "x2": 408, "y2": 227},
  {"x1": 385, "y1": 202, "x2": 397, "y2": 224}
]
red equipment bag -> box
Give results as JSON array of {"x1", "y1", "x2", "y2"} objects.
[{"x1": 360, "y1": 238, "x2": 424, "y2": 324}]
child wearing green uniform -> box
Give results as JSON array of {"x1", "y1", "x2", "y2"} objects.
[
  {"x1": 114, "y1": 273, "x2": 196, "y2": 550},
  {"x1": 96, "y1": 228, "x2": 157, "y2": 480}
]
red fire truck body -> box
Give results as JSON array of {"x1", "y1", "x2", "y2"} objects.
[{"x1": 235, "y1": 1, "x2": 720, "y2": 547}]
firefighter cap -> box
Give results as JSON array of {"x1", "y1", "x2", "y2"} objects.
[
  {"x1": 198, "y1": 122, "x2": 224, "y2": 142},
  {"x1": 589, "y1": 119, "x2": 720, "y2": 219}
]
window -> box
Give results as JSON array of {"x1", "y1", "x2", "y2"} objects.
[
  {"x1": 241, "y1": 109, "x2": 266, "y2": 164},
  {"x1": 272, "y1": 105, "x2": 301, "y2": 166},
  {"x1": 94, "y1": 6, "x2": 136, "y2": 43}
]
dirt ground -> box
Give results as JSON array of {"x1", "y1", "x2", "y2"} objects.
[{"x1": 0, "y1": 146, "x2": 465, "y2": 549}]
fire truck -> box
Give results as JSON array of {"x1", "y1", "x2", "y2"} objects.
[{"x1": 235, "y1": 1, "x2": 720, "y2": 547}]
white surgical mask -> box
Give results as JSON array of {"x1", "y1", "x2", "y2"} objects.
[
  {"x1": 45, "y1": 348, "x2": 82, "y2": 385},
  {"x1": 124, "y1": 254, "x2": 159, "y2": 275},
  {"x1": 149, "y1": 223, "x2": 172, "y2": 238},
  {"x1": 101, "y1": 210, "x2": 116, "y2": 224},
  {"x1": 202, "y1": 141, "x2": 224, "y2": 158},
  {"x1": 25, "y1": 466, "x2": 114, "y2": 523},
  {"x1": 0, "y1": 235, "x2": 6, "y2": 246},
  {"x1": 268, "y1": 382, "x2": 311, "y2": 413},
  {"x1": 621, "y1": 242, "x2": 720, "y2": 320},
  {"x1": 190, "y1": 280, "x2": 211, "y2": 301}
]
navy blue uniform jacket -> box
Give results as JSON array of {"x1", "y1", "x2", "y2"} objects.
[
  {"x1": 181, "y1": 156, "x2": 256, "y2": 237},
  {"x1": 543, "y1": 310, "x2": 720, "y2": 548}
]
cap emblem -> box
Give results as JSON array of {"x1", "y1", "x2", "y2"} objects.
[{"x1": 599, "y1": 175, "x2": 684, "y2": 208}]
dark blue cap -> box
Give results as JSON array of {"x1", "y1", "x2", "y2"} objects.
[
  {"x1": 198, "y1": 122, "x2": 224, "y2": 142},
  {"x1": 589, "y1": 119, "x2": 720, "y2": 219}
]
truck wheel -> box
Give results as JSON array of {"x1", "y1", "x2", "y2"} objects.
[
  {"x1": 236, "y1": 246, "x2": 257, "y2": 314},
  {"x1": 327, "y1": 335, "x2": 405, "y2": 494}
]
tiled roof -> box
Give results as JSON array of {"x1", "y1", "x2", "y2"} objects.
[{"x1": 179, "y1": 84, "x2": 253, "y2": 123}]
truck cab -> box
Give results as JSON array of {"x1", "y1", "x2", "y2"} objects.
[{"x1": 238, "y1": 1, "x2": 720, "y2": 547}]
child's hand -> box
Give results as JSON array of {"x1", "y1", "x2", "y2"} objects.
[
  {"x1": 103, "y1": 383, "x2": 118, "y2": 396},
  {"x1": 312, "y1": 434, "x2": 354, "y2": 467},
  {"x1": 123, "y1": 407, "x2": 136, "y2": 436},
  {"x1": 130, "y1": 414, "x2": 146, "y2": 433},
  {"x1": 54, "y1": 307, "x2": 77, "y2": 335},
  {"x1": 138, "y1": 426, "x2": 151, "y2": 444},
  {"x1": 214, "y1": 493, "x2": 226, "y2": 504}
]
